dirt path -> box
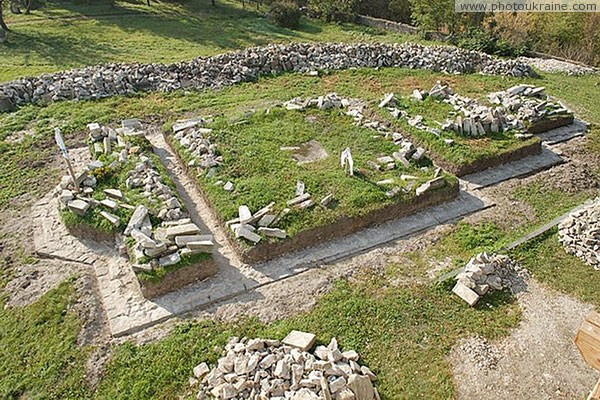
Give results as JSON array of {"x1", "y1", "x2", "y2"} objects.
[{"x1": 450, "y1": 279, "x2": 599, "y2": 399}]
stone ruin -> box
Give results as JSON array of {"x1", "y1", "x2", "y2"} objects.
[
  {"x1": 0, "y1": 42, "x2": 536, "y2": 109},
  {"x1": 191, "y1": 331, "x2": 379, "y2": 400},
  {"x1": 382, "y1": 83, "x2": 573, "y2": 139},
  {"x1": 57, "y1": 120, "x2": 215, "y2": 274},
  {"x1": 559, "y1": 198, "x2": 600, "y2": 270}
]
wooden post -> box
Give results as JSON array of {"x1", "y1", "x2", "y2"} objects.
[
  {"x1": 55, "y1": 128, "x2": 80, "y2": 193},
  {"x1": 575, "y1": 312, "x2": 600, "y2": 400}
]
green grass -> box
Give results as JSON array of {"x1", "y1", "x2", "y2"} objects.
[
  {"x1": 0, "y1": 0, "x2": 429, "y2": 82},
  {"x1": 95, "y1": 278, "x2": 520, "y2": 399},
  {"x1": 172, "y1": 106, "x2": 454, "y2": 242},
  {"x1": 0, "y1": 279, "x2": 90, "y2": 399},
  {"x1": 136, "y1": 251, "x2": 212, "y2": 283},
  {"x1": 511, "y1": 229, "x2": 600, "y2": 309}
]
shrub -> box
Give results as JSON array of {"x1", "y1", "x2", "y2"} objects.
[
  {"x1": 450, "y1": 27, "x2": 530, "y2": 57},
  {"x1": 269, "y1": 1, "x2": 302, "y2": 29},
  {"x1": 307, "y1": 0, "x2": 360, "y2": 23}
]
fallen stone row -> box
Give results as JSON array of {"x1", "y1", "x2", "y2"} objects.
[
  {"x1": 452, "y1": 253, "x2": 525, "y2": 306},
  {"x1": 558, "y1": 198, "x2": 600, "y2": 270},
  {"x1": 0, "y1": 42, "x2": 536, "y2": 109},
  {"x1": 518, "y1": 56, "x2": 597, "y2": 76},
  {"x1": 191, "y1": 331, "x2": 379, "y2": 400}
]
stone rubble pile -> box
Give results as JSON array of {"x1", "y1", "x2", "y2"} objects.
[
  {"x1": 452, "y1": 253, "x2": 523, "y2": 306},
  {"x1": 127, "y1": 208, "x2": 214, "y2": 271},
  {"x1": 0, "y1": 42, "x2": 536, "y2": 108},
  {"x1": 384, "y1": 82, "x2": 573, "y2": 138},
  {"x1": 225, "y1": 202, "x2": 286, "y2": 245},
  {"x1": 558, "y1": 198, "x2": 600, "y2": 270},
  {"x1": 172, "y1": 117, "x2": 223, "y2": 174},
  {"x1": 191, "y1": 332, "x2": 380, "y2": 400}
]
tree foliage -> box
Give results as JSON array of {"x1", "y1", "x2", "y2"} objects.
[{"x1": 307, "y1": 0, "x2": 360, "y2": 22}]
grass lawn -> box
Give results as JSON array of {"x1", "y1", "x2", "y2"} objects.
[
  {"x1": 170, "y1": 106, "x2": 455, "y2": 243},
  {"x1": 0, "y1": 0, "x2": 429, "y2": 82}
]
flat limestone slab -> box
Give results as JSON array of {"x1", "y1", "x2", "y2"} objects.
[
  {"x1": 461, "y1": 146, "x2": 563, "y2": 190},
  {"x1": 536, "y1": 119, "x2": 589, "y2": 145},
  {"x1": 282, "y1": 330, "x2": 317, "y2": 351}
]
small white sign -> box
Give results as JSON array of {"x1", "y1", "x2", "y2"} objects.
[{"x1": 54, "y1": 128, "x2": 69, "y2": 159}]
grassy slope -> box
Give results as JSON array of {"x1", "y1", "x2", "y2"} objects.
[{"x1": 0, "y1": 0, "x2": 428, "y2": 82}]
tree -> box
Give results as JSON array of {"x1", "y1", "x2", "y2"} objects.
[{"x1": 0, "y1": 0, "x2": 10, "y2": 32}]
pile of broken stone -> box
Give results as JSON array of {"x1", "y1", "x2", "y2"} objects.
[
  {"x1": 286, "y1": 93, "x2": 447, "y2": 199},
  {"x1": 124, "y1": 205, "x2": 213, "y2": 272},
  {"x1": 0, "y1": 42, "x2": 536, "y2": 108},
  {"x1": 385, "y1": 82, "x2": 573, "y2": 139},
  {"x1": 452, "y1": 252, "x2": 522, "y2": 306},
  {"x1": 191, "y1": 331, "x2": 379, "y2": 400},
  {"x1": 172, "y1": 116, "x2": 222, "y2": 173},
  {"x1": 558, "y1": 198, "x2": 600, "y2": 270}
]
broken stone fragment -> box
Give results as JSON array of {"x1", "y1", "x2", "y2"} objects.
[
  {"x1": 415, "y1": 177, "x2": 446, "y2": 196},
  {"x1": 376, "y1": 179, "x2": 394, "y2": 186},
  {"x1": 235, "y1": 226, "x2": 261, "y2": 244},
  {"x1": 144, "y1": 242, "x2": 168, "y2": 258},
  {"x1": 452, "y1": 281, "x2": 480, "y2": 306},
  {"x1": 287, "y1": 193, "x2": 311, "y2": 206},
  {"x1": 296, "y1": 199, "x2": 315, "y2": 210},
  {"x1": 282, "y1": 330, "x2": 316, "y2": 352},
  {"x1": 158, "y1": 251, "x2": 181, "y2": 267},
  {"x1": 87, "y1": 160, "x2": 104, "y2": 171},
  {"x1": 103, "y1": 188, "x2": 124, "y2": 200},
  {"x1": 320, "y1": 194, "x2": 335, "y2": 208},
  {"x1": 238, "y1": 205, "x2": 252, "y2": 224},
  {"x1": 296, "y1": 181, "x2": 306, "y2": 196},
  {"x1": 99, "y1": 211, "x2": 120, "y2": 227},
  {"x1": 58, "y1": 190, "x2": 74, "y2": 206},
  {"x1": 258, "y1": 227, "x2": 287, "y2": 239},
  {"x1": 125, "y1": 205, "x2": 148, "y2": 235},
  {"x1": 378, "y1": 93, "x2": 395, "y2": 108},
  {"x1": 165, "y1": 223, "x2": 201, "y2": 240},
  {"x1": 175, "y1": 234, "x2": 213, "y2": 247},
  {"x1": 67, "y1": 199, "x2": 90, "y2": 216}
]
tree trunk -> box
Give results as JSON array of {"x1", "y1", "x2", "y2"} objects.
[
  {"x1": 25, "y1": 0, "x2": 31, "y2": 14},
  {"x1": 211, "y1": 0, "x2": 215, "y2": 5},
  {"x1": 0, "y1": 1, "x2": 10, "y2": 32}
]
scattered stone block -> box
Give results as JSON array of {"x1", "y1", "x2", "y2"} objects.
[
  {"x1": 378, "y1": 93, "x2": 395, "y2": 108},
  {"x1": 103, "y1": 188, "x2": 124, "y2": 200},
  {"x1": 287, "y1": 193, "x2": 311, "y2": 206},
  {"x1": 257, "y1": 214, "x2": 277, "y2": 227},
  {"x1": 67, "y1": 199, "x2": 90, "y2": 216},
  {"x1": 296, "y1": 181, "x2": 306, "y2": 196},
  {"x1": 347, "y1": 374, "x2": 375, "y2": 400},
  {"x1": 238, "y1": 205, "x2": 252, "y2": 224},
  {"x1": 258, "y1": 227, "x2": 287, "y2": 239},
  {"x1": 175, "y1": 234, "x2": 213, "y2": 247},
  {"x1": 296, "y1": 199, "x2": 315, "y2": 210},
  {"x1": 131, "y1": 228, "x2": 158, "y2": 249},
  {"x1": 236, "y1": 226, "x2": 261, "y2": 244},
  {"x1": 452, "y1": 281, "x2": 480, "y2": 306},
  {"x1": 282, "y1": 330, "x2": 317, "y2": 352},
  {"x1": 159, "y1": 252, "x2": 181, "y2": 267},
  {"x1": 415, "y1": 177, "x2": 445, "y2": 196},
  {"x1": 186, "y1": 240, "x2": 214, "y2": 253},
  {"x1": 165, "y1": 223, "x2": 201, "y2": 240},
  {"x1": 122, "y1": 119, "x2": 142, "y2": 131},
  {"x1": 100, "y1": 198, "x2": 118, "y2": 210},
  {"x1": 320, "y1": 194, "x2": 335, "y2": 208},
  {"x1": 125, "y1": 204, "x2": 149, "y2": 235},
  {"x1": 223, "y1": 181, "x2": 234, "y2": 191},
  {"x1": 99, "y1": 211, "x2": 120, "y2": 227},
  {"x1": 144, "y1": 242, "x2": 168, "y2": 258}
]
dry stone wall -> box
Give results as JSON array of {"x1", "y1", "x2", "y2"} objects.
[{"x1": 0, "y1": 42, "x2": 536, "y2": 109}]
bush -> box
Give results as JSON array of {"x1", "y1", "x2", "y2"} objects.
[
  {"x1": 269, "y1": 1, "x2": 302, "y2": 29},
  {"x1": 307, "y1": 0, "x2": 360, "y2": 23},
  {"x1": 450, "y1": 27, "x2": 530, "y2": 58}
]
